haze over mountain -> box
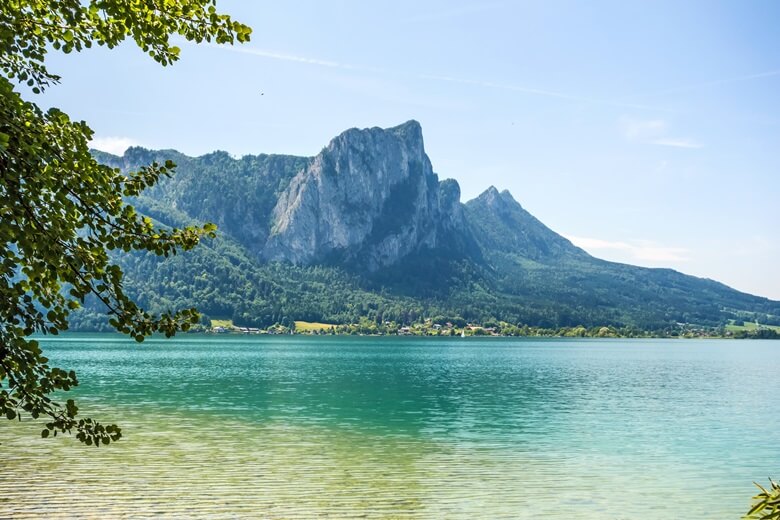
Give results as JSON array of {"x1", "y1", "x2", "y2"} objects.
[{"x1": 79, "y1": 121, "x2": 780, "y2": 331}]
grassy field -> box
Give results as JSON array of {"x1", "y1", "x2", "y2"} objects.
[
  {"x1": 210, "y1": 319, "x2": 235, "y2": 329},
  {"x1": 294, "y1": 320, "x2": 337, "y2": 332},
  {"x1": 209, "y1": 319, "x2": 336, "y2": 331},
  {"x1": 725, "y1": 321, "x2": 780, "y2": 332}
]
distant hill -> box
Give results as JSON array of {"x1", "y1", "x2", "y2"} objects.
[{"x1": 76, "y1": 121, "x2": 780, "y2": 331}]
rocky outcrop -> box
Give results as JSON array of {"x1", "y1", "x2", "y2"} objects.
[
  {"x1": 262, "y1": 120, "x2": 466, "y2": 271},
  {"x1": 464, "y1": 186, "x2": 586, "y2": 262}
]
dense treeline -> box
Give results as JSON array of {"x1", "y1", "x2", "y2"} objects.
[{"x1": 68, "y1": 226, "x2": 780, "y2": 332}]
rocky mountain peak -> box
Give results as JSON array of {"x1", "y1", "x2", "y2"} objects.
[
  {"x1": 475, "y1": 186, "x2": 521, "y2": 211},
  {"x1": 387, "y1": 119, "x2": 424, "y2": 145},
  {"x1": 478, "y1": 185, "x2": 501, "y2": 204},
  {"x1": 499, "y1": 189, "x2": 517, "y2": 203},
  {"x1": 466, "y1": 185, "x2": 584, "y2": 262},
  {"x1": 326, "y1": 120, "x2": 424, "y2": 162},
  {"x1": 262, "y1": 121, "x2": 464, "y2": 270}
]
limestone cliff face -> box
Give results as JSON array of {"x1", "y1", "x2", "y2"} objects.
[{"x1": 262, "y1": 121, "x2": 464, "y2": 270}]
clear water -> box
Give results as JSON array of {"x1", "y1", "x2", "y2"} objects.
[{"x1": 1, "y1": 335, "x2": 778, "y2": 518}]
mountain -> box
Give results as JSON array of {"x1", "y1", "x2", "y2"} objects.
[
  {"x1": 263, "y1": 120, "x2": 467, "y2": 271},
  {"x1": 78, "y1": 121, "x2": 780, "y2": 331}
]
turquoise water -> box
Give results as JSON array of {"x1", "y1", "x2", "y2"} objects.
[{"x1": 1, "y1": 335, "x2": 778, "y2": 518}]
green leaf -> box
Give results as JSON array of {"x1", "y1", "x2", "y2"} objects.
[{"x1": 0, "y1": 0, "x2": 251, "y2": 449}]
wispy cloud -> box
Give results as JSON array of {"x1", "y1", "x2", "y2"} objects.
[
  {"x1": 419, "y1": 74, "x2": 580, "y2": 101},
  {"x1": 89, "y1": 136, "x2": 138, "y2": 155},
  {"x1": 420, "y1": 74, "x2": 670, "y2": 111},
  {"x1": 621, "y1": 118, "x2": 666, "y2": 140},
  {"x1": 623, "y1": 68, "x2": 780, "y2": 100},
  {"x1": 203, "y1": 43, "x2": 386, "y2": 74},
  {"x1": 649, "y1": 138, "x2": 703, "y2": 149},
  {"x1": 567, "y1": 235, "x2": 690, "y2": 263},
  {"x1": 619, "y1": 116, "x2": 702, "y2": 149},
  {"x1": 215, "y1": 46, "x2": 349, "y2": 69},
  {"x1": 202, "y1": 43, "x2": 670, "y2": 112}
]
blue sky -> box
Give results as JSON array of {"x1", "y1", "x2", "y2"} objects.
[{"x1": 36, "y1": 0, "x2": 779, "y2": 299}]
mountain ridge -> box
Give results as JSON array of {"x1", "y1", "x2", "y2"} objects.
[{"x1": 81, "y1": 120, "x2": 780, "y2": 331}]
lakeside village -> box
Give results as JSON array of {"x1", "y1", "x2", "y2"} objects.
[{"x1": 203, "y1": 317, "x2": 780, "y2": 340}]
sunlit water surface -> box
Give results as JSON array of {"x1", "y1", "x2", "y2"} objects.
[{"x1": 1, "y1": 335, "x2": 778, "y2": 518}]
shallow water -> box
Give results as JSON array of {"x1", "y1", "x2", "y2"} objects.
[{"x1": 1, "y1": 335, "x2": 778, "y2": 518}]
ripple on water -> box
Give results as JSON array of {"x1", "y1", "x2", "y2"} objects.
[{"x1": 1, "y1": 336, "x2": 777, "y2": 518}]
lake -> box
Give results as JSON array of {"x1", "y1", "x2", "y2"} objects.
[{"x1": 1, "y1": 335, "x2": 778, "y2": 518}]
